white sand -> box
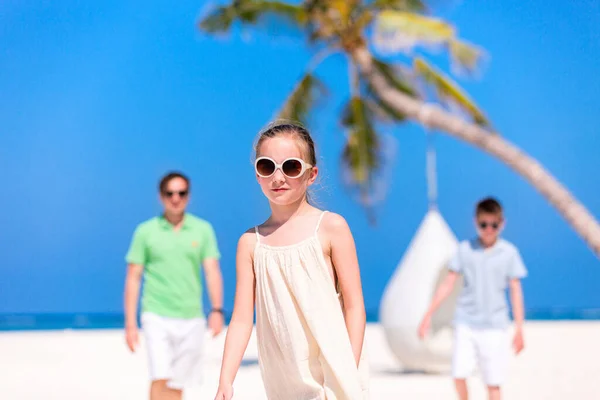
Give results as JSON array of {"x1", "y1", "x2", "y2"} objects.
[{"x1": 1, "y1": 322, "x2": 599, "y2": 399}]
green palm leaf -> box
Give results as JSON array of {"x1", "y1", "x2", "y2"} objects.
[
  {"x1": 414, "y1": 57, "x2": 490, "y2": 127},
  {"x1": 364, "y1": 91, "x2": 408, "y2": 123},
  {"x1": 341, "y1": 96, "x2": 380, "y2": 187},
  {"x1": 374, "y1": 11, "x2": 455, "y2": 53},
  {"x1": 199, "y1": 1, "x2": 306, "y2": 33},
  {"x1": 277, "y1": 73, "x2": 328, "y2": 126},
  {"x1": 371, "y1": 57, "x2": 418, "y2": 96},
  {"x1": 449, "y1": 38, "x2": 487, "y2": 77},
  {"x1": 358, "y1": 58, "x2": 415, "y2": 123},
  {"x1": 370, "y1": 0, "x2": 427, "y2": 12}
]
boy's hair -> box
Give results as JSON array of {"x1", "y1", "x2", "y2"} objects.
[
  {"x1": 159, "y1": 171, "x2": 190, "y2": 194},
  {"x1": 475, "y1": 197, "x2": 503, "y2": 217}
]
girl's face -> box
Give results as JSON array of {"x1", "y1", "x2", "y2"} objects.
[{"x1": 256, "y1": 135, "x2": 318, "y2": 206}]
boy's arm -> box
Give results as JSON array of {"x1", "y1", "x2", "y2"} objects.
[
  {"x1": 509, "y1": 278, "x2": 525, "y2": 354},
  {"x1": 418, "y1": 271, "x2": 460, "y2": 339}
]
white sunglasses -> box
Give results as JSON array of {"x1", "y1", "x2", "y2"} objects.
[{"x1": 255, "y1": 157, "x2": 313, "y2": 179}]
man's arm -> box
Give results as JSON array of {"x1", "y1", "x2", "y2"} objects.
[
  {"x1": 204, "y1": 258, "x2": 224, "y2": 311},
  {"x1": 204, "y1": 258, "x2": 225, "y2": 336},
  {"x1": 124, "y1": 263, "x2": 143, "y2": 352}
]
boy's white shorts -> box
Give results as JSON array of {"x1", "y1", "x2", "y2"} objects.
[
  {"x1": 141, "y1": 312, "x2": 206, "y2": 389},
  {"x1": 452, "y1": 324, "x2": 509, "y2": 386}
]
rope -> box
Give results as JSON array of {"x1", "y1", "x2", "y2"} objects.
[{"x1": 425, "y1": 129, "x2": 438, "y2": 210}]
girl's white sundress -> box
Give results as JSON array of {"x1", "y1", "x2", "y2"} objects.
[{"x1": 253, "y1": 211, "x2": 369, "y2": 400}]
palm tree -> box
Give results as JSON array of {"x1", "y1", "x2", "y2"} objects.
[{"x1": 198, "y1": 0, "x2": 600, "y2": 257}]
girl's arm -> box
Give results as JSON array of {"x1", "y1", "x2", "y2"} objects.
[
  {"x1": 328, "y1": 213, "x2": 366, "y2": 367},
  {"x1": 216, "y1": 232, "x2": 256, "y2": 390}
]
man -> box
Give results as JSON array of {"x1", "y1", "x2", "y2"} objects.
[
  {"x1": 418, "y1": 197, "x2": 527, "y2": 400},
  {"x1": 124, "y1": 171, "x2": 225, "y2": 400}
]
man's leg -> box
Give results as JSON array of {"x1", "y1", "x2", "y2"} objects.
[
  {"x1": 150, "y1": 380, "x2": 183, "y2": 400},
  {"x1": 170, "y1": 317, "x2": 205, "y2": 391},
  {"x1": 487, "y1": 385, "x2": 501, "y2": 400},
  {"x1": 452, "y1": 325, "x2": 475, "y2": 400},
  {"x1": 454, "y1": 379, "x2": 469, "y2": 400},
  {"x1": 142, "y1": 314, "x2": 177, "y2": 400}
]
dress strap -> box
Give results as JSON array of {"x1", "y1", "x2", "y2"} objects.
[
  {"x1": 315, "y1": 211, "x2": 328, "y2": 234},
  {"x1": 254, "y1": 226, "x2": 261, "y2": 244}
]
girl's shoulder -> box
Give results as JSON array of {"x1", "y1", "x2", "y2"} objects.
[
  {"x1": 318, "y1": 211, "x2": 352, "y2": 236},
  {"x1": 237, "y1": 226, "x2": 259, "y2": 252}
]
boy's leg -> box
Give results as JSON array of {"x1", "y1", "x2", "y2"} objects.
[
  {"x1": 476, "y1": 328, "x2": 509, "y2": 400},
  {"x1": 452, "y1": 325, "x2": 476, "y2": 400},
  {"x1": 487, "y1": 385, "x2": 501, "y2": 400},
  {"x1": 150, "y1": 380, "x2": 183, "y2": 400},
  {"x1": 454, "y1": 379, "x2": 469, "y2": 400}
]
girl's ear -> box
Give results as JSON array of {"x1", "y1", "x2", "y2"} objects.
[{"x1": 307, "y1": 166, "x2": 318, "y2": 185}]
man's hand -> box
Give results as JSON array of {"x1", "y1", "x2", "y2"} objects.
[
  {"x1": 125, "y1": 325, "x2": 139, "y2": 352},
  {"x1": 208, "y1": 311, "x2": 225, "y2": 337},
  {"x1": 513, "y1": 327, "x2": 525, "y2": 355}
]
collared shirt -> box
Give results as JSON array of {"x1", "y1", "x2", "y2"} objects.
[
  {"x1": 126, "y1": 213, "x2": 220, "y2": 319},
  {"x1": 449, "y1": 238, "x2": 527, "y2": 329}
]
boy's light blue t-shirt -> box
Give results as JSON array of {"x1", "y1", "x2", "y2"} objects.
[{"x1": 449, "y1": 238, "x2": 527, "y2": 329}]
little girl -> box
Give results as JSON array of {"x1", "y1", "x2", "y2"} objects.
[{"x1": 214, "y1": 122, "x2": 369, "y2": 400}]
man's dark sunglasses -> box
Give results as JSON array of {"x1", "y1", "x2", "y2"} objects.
[
  {"x1": 478, "y1": 221, "x2": 499, "y2": 230},
  {"x1": 163, "y1": 190, "x2": 188, "y2": 198}
]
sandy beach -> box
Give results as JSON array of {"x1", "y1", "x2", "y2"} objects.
[{"x1": 1, "y1": 322, "x2": 599, "y2": 399}]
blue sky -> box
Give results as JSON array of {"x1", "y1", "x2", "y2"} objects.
[{"x1": 1, "y1": 0, "x2": 599, "y2": 317}]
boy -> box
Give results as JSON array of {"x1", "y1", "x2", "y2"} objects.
[{"x1": 418, "y1": 197, "x2": 527, "y2": 400}]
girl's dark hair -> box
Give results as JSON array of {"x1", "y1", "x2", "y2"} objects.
[{"x1": 255, "y1": 121, "x2": 317, "y2": 167}]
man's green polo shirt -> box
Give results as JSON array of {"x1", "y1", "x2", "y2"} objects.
[{"x1": 125, "y1": 214, "x2": 220, "y2": 319}]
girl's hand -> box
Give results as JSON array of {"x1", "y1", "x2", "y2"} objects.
[{"x1": 214, "y1": 383, "x2": 234, "y2": 400}]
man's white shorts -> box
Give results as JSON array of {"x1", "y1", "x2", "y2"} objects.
[
  {"x1": 452, "y1": 324, "x2": 509, "y2": 386},
  {"x1": 141, "y1": 312, "x2": 205, "y2": 389}
]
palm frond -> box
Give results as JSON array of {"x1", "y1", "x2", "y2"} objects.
[
  {"x1": 357, "y1": 58, "x2": 415, "y2": 123},
  {"x1": 199, "y1": 1, "x2": 306, "y2": 34},
  {"x1": 370, "y1": 0, "x2": 428, "y2": 12},
  {"x1": 371, "y1": 57, "x2": 418, "y2": 96},
  {"x1": 414, "y1": 57, "x2": 490, "y2": 127},
  {"x1": 373, "y1": 11, "x2": 455, "y2": 54},
  {"x1": 364, "y1": 92, "x2": 408, "y2": 123},
  {"x1": 341, "y1": 96, "x2": 380, "y2": 187},
  {"x1": 449, "y1": 39, "x2": 488, "y2": 77},
  {"x1": 276, "y1": 73, "x2": 328, "y2": 126}
]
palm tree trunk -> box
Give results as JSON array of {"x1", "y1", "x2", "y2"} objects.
[{"x1": 352, "y1": 46, "x2": 600, "y2": 257}]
